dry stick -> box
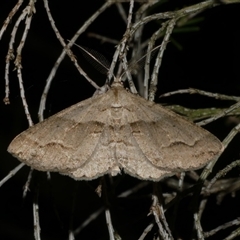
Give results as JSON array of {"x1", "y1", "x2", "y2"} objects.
[
  {"x1": 194, "y1": 123, "x2": 240, "y2": 239},
  {"x1": 1, "y1": 0, "x2": 24, "y2": 104},
  {"x1": 144, "y1": 21, "x2": 168, "y2": 99},
  {"x1": 115, "y1": 2, "x2": 128, "y2": 24},
  {"x1": 107, "y1": 0, "x2": 133, "y2": 84},
  {"x1": 73, "y1": 182, "x2": 148, "y2": 237},
  {"x1": 131, "y1": 0, "x2": 240, "y2": 37},
  {"x1": 130, "y1": 0, "x2": 156, "y2": 95},
  {"x1": 194, "y1": 212, "x2": 205, "y2": 240},
  {"x1": 4, "y1": 6, "x2": 28, "y2": 105},
  {"x1": 138, "y1": 223, "x2": 154, "y2": 240},
  {"x1": 68, "y1": 232, "x2": 74, "y2": 240},
  {"x1": 131, "y1": 0, "x2": 217, "y2": 35},
  {"x1": 118, "y1": 181, "x2": 149, "y2": 197},
  {"x1": 120, "y1": 54, "x2": 138, "y2": 93},
  {"x1": 33, "y1": 186, "x2": 41, "y2": 240},
  {"x1": 205, "y1": 160, "x2": 240, "y2": 193},
  {"x1": 165, "y1": 105, "x2": 240, "y2": 122},
  {"x1": 200, "y1": 122, "x2": 240, "y2": 181},
  {"x1": 197, "y1": 100, "x2": 240, "y2": 126},
  {"x1": 43, "y1": 0, "x2": 99, "y2": 90},
  {"x1": 105, "y1": 209, "x2": 115, "y2": 240},
  {"x1": 204, "y1": 218, "x2": 240, "y2": 238},
  {"x1": 14, "y1": 2, "x2": 36, "y2": 127},
  {"x1": 39, "y1": 1, "x2": 112, "y2": 121},
  {"x1": 87, "y1": 32, "x2": 120, "y2": 45},
  {"x1": 68, "y1": 183, "x2": 78, "y2": 240},
  {"x1": 178, "y1": 172, "x2": 185, "y2": 190},
  {"x1": 108, "y1": 44, "x2": 121, "y2": 83},
  {"x1": 160, "y1": 88, "x2": 240, "y2": 102},
  {"x1": 0, "y1": 0, "x2": 24, "y2": 40},
  {"x1": 224, "y1": 225, "x2": 240, "y2": 240},
  {"x1": 158, "y1": 203, "x2": 173, "y2": 239},
  {"x1": 23, "y1": 168, "x2": 34, "y2": 198},
  {"x1": 198, "y1": 198, "x2": 207, "y2": 221},
  {"x1": 0, "y1": 163, "x2": 25, "y2": 187},
  {"x1": 143, "y1": 4, "x2": 201, "y2": 99},
  {"x1": 120, "y1": 0, "x2": 134, "y2": 54},
  {"x1": 202, "y1": 178, "x2": 240, "y2": 198},
  {"x1": 73, "y1": 207, "x2": 104, "y2": 236},
  {"x1": 149, "y1": 18, "x2": 176, "y2": 101},
  {"x1": 151, "y1": 195, "x2": 170, "y2": 239},
  {"x1": 117, "y1": 0, "x2": 139, "y2": 94}
]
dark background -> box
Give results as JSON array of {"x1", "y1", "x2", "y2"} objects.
[{"x1": 1, "y1": 1, "x2": 240, "y2": 239}]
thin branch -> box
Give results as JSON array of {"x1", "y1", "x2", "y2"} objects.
[
  {"x1": 204, "y1": 218, "x2": 240, "y2": 238},
  {"x1": 0, "y1": 0, "x2": 24, "y2": 40},
  {"x1": 0, "y1": 163, "x2": 25, "y2": 187},
  {"x1": 105, "y1": 209, "x2": 115, "y2": 240},
  {"x1": 200, "y1": 122, "x2": 240, "y2": 181},
  {"x1": 39, "y1": 1, "x2": 113, "y2": 121},
  {"x1": 149, "y1": 19, "x2": 176, "y2": 101},
  {"x1": 33, "y1": 186, "x2": 41, "y2": 240},
  {"x1": 23, "y1": 168, "x2": 34, "y2": 198},
  {"x1": 138, "y1": 223, "x2": 154, "y2": 240},
  {"x1": 160, "y1": 88, "x2": 240, "y2": 102},
  {"x1": 194, "y1": 212, "x2": 205, "y2": 240},
  {"x1": 197, "y1": 100, "x2": 240, "y2": 126}
]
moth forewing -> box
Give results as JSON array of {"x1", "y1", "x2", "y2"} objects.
[{"x1": 7, "y1": 80, "x2": 224, "y2": 181}]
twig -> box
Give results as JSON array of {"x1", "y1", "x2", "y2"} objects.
[
  {"x1": 68, "y1": 231, "x2": 74, "y2": 240},
  {"x1": 205, "y1": 160, "x2": 240, "y2": 193},
  {"x1": 0, "y1": 162, "x2": 25, "y2": 187},
  {"x1": 116, "y1": 2, "x2": 128, "y2": 24},
  {"x1": 194, "y1": 212, "x2": 205, "y2": 240},
  {"x1": 74, "y1": 181, "x2": 148, "y2": 236},
  {"x1": 39, "y1": 1, "x2": 112, "y2": 121},
  {"x1": 105, "y1": 208, "x2": 116, "y2": 240},
  {"x1": 178, "y1": 172, "x2": 185, "y2": 190},
  {"x1": 197, "y1": 100, "x2": 240, "y2": 126},
  {"x1": 149, "y1": 19, "x2": 176, "y2": 101},
  {"x1": 33, "y1": 186, "x2": 41, "y2": 240},
  {"x1": 118, "y1": 181, "x2": 149, "y2": 197},
  {"x1": 224, "y1": 225, "x2": 240, "y2": 240},
  {"x1": 138, "y1": 223, "x2": 154, "y2": 240},
  {"x1": 73, "y1": 207, "x2": 104, "y2": 236},
  {"x1": 43, "y1": 0, "x2": 99, "y2": 89},
  {"x1": 160, "y1": 88, "x2": 240, "y2": 102},
  {"x1": 23, "y1": 168, "x2": 34, "y2": 198},
  {"x1": 200, "y1": 122, "x2": 240, "y2": 181},
  {"x1": 150, "y1": 195, "x2": 171, "y2": 240},
  {"x1": 204, "y1": 218, "x2": 240, "y2": 238},
  {"x1": 0, "y1": 0, "x2": 24, "y2": 40},
  {"x1": 14, "y1": 1, "x2": 36, "y2": 126},
  {"x1": 87, "y1": 32, "x2": 119, "y2": 45},
  {"x1": 143, "y1": 22, "x2": 168, "y2": 98},
  {"x1": 4, "y1": 4, "x2": 28, "y2": 106},
  {"x1": 165, "y1": 105, "x2": 240, "y2": 122}
]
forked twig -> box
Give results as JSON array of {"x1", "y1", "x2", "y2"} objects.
[{"x1": 39, "y1": 1, "x2": 113, "y2": 121}]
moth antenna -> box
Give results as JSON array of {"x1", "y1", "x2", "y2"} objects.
[
  {"x1": 73, "y1": 43, "x2": 110, "y2": 75},
  {"x1": 119, "y1": 45, "x2": 161, "y2": 80}
]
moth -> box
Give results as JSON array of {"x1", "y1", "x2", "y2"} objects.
[{"x1": 7, "y1": 47, "x2": 224, "y2": 181}]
